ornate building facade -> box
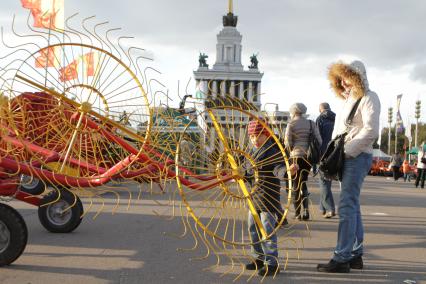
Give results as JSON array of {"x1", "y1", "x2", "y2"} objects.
[{"x1": 193, "y1": 1, "x2": 263, "y2": 110}]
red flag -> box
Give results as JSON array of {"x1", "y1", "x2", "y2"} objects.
[
  {"x1": 20, "y1": 0, "x2": 40, "y2": 9},
  {"x1": 35, "y1": 47, "x2": 58, "y2": 68},
  {"x1": 59, "y1": 60, "x2": 79, "y2": 82},
  {"x1": 21, "y1": 0, "x2": 64, "y2": 30},
  {"x1": 31, "y1": 8, "x2": 58, "y2": 29},
  {"x1": 83, "y1": 52, "x2": 95, "y2": 76},
  {"x1": 81, "y1": 52, "x2": 101, "y2": 77}
]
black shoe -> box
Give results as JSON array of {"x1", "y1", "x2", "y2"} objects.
[
  {"x1": 258, "y1": 265, "x2": 280, "y2": 276},
  {"x1": 275, "y1": 218, "x2": 289, "y2": 229},
  {"x1": 293, "y1": 214, "x2": 302, "y2": 220},
  {"x1": 349, "y1": 256, "x2": 363, "y2": 269},
  {"x1": 317, "y1": 259, "x2": 350, "y2": 273},
  {"x1": 302, "y1": 209, "x2": 310, "y2": 220},
  {"x1": 245, "y1": 259, "x2": 264, "y2": 270},
  {"x1": 324, "y1": 211, "x2": 336, "y2": 219}
]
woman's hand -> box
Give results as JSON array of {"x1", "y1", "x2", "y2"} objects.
[{"x1": 289, "y1": 163, "x2": 299, "y2": 176}]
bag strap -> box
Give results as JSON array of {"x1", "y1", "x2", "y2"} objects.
[
  {"x1": 308, "y1": 120, "x2": 313, "y2": 142},
  {"x1": 346, "y1": 98, "x2": 362, "y2": 125},
  {"x1": 344, "y1": 98, "x2": 362, "y2": 132}
]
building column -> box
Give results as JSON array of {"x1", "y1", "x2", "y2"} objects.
[
  {"x1": 195, "y1": 80, "x2": 203, "y2": 100},
  {"x1": 248, "y1": 81, "x2": 253, "y2": 102},
  {"x1": 220, "y1": 80, "x2": 226, "y2": 97},
  {"x1": 201, "y1": 80, "x2": 208, "y2": 98},
  {"x1": 230, "y1": 81, "x2": 235, "y2": 97},
  {"x1": 236, "y1": 45, "x2": 241, "y2": 64},
  {"x1": 254, "y1": 81, "x2": 261, "y2": 103},
  {"x1": 212, "y1": 81, "x2": 218, "y2": 99},
  {"x1": 239, "y1": 82, "x2": 244, "y2": 100}
]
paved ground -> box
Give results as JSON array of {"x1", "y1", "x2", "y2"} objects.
[{"x1": 1, "y1": 176, "x2": 425, "y2": 284}]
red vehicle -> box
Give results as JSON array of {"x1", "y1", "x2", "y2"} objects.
[{"x1": 369, "y1": 158, "x2": 392, "y2": 176}]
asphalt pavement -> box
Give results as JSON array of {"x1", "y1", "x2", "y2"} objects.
[{"x1": 1, "y1": 176, "x2": 425, "y2": 284}]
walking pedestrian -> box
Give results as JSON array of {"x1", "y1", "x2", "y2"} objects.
[
  {"x1": 402, "y1": 159, "x2": 411, "y2": 182},
  {"x1": 389, "y1": 152, "x2": 403, "y2": 181},
  {"x1": 316, "y1": 102, "x2": 336, "y2": 218},
  {"x1": 285, "y1": 103, "x2": 322, "y2": 221},
  {"x1": 317, "y1": 60, "x2": 380, "y2": 273},
  {"x1": 415, "y1": 142, "x2": 426, "y2": 188}
]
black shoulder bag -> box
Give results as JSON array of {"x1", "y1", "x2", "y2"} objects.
[
  {"x1": 319, "y1": 99, "x2": 361, "y2": 181},
  {"x1": 421, "y1": 153, "x2": 426, "y2": 164},
  {"x1": 307, "y1": 120, "x2": 321, "y2": 165}
]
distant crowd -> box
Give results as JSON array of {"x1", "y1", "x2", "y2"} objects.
[{"x1": 388, "y1": 147, "x2": 426, "y2": 188}]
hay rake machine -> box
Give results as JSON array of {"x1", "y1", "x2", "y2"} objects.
[{"x1": 0, "y1": 15, "x2": 304, "y2": 281}]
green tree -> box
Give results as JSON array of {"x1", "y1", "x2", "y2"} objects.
[
  {"x1": 379, "y1": 123, "x2": 426, "y2": 153},
  {"x1": 416, "y1": 122, "x2": 426, "y2": 146}
]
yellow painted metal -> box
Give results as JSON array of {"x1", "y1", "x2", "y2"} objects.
[
  {"x1": 46, "y1": 162, "x2": 79, "y2": 177},
  {"x1": 229, "y1": 0, "x2": 233, "y2": 13},
  {"x1": 64, "y1": 84, "x2": 109, "y2": 115},
  {"x1": 16, "y1": 42, "x2": 152, "y2": 146},
  {"x1": 60, "y1": 109, "x2": 85, "y2": 173},
  {"x1": 206, "y1": 109, "x2": 267, "y2": 240},
  {"x1": 15, "y1": 74, "x2": 147, "y2": 144}
]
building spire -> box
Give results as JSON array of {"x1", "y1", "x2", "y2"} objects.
[{"x1": 223, "y1": 0, "x2": 238, "y2": 27}]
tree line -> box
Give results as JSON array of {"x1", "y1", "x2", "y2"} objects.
[{"x1": 378, "y1": 122, "x2": 426, "y2": 154}]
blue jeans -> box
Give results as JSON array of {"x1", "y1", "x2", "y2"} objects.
[
  {"x1": 248, "y1": 211, "x2": 278, "y2": 265},
  {"x1": 333, "y1": 152, "x2": 372, "y2": 263},
  {"x1": 319, "y1": 171, "x2": 335, "y2": 213}
]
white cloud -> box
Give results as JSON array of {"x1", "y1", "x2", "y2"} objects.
[{"x1": 1, "y1": 0, "x2": 425, "y2": 125}]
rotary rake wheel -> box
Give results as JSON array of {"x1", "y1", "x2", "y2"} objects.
[
  {"x1": 0, "y1": 17, "x2": 162, "y2": 234},
  {"x1": 175, "y1": 104, "x2": 298, "y2": 277},
  {"x1": 5, "y1": 43, "x2": 151, "y2": 182}
]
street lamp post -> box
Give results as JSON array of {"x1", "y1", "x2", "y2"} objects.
[
  {"x1": 415, "y1": 100, "x2": 421, "y2": 148},
  {"x1": 388, "y1": 107, "x2": 393, "y2": 155},
  {"x1": 395, "y1": 122, "x2": 398, "y2": 154}
]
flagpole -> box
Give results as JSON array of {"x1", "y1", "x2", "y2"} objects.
[
  {"x1": 394, "y1": 94, "x2": 403, "y2": 154},
  {"x1": 388, "y1": 107, "x2": 393, "y2": 155},
  {"x1": 44, "y1": 14, "x2": 53, "y2": 87},
  {"x1": 395, "y1": 121, "x2": 398, "y2": 154},
  {"x1": 409, "y1": 135, "x2": 412, "y2": 163}
]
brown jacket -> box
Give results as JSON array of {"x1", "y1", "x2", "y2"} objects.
[{"x1": 285, "y1": 116, "x2": 322, "y2": 159}]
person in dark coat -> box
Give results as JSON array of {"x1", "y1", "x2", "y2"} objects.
[
  {"x1": 316, "y1": 102, "x2": 336, "y2": 218},
  {"x1": 244, "y1": 119, "x2": 297, "y2": 277},
  {"x1": 389, "y1": 152, "x2": 403, "y2": 181}
]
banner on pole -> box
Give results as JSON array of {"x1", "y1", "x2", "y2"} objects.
[
  {"x1": 59, "y1": 52, "x2": 101, "y2": 82},
  {"x1": 35, "y1": 46, "x2": 61, "y2": 68},
  {"x1": 21, "y1": 0, "x2": 64, "y2": 31},
  {"x1": 396, "y1": 94, "x2": 404, "y2": 133},
  {"x1": 405, "y1": 119, "x2": 412, "y2": 142}
]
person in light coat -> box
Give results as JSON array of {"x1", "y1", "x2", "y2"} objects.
[
  {"x1": 285, "y1": 103, "x2": 322, "y2": 220},
  {"x1": 415, "y1": 142, "x2": 426, "y2": 188},
  {"x1": 317, "y1": 60, "x2": 381, "y2": 273}
]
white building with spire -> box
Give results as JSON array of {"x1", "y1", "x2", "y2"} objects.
[
  {"x1": 192, "y1": 1, "x2": 265, "y2": 147},
  {"x1": 191, "y1": 1, "x2": 290, "y2": 148},
  {"x1": 193, "y1": 0, "x2": 263, "y2": 110}
]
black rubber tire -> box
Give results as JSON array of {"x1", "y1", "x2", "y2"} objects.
[
  {"x1": 0, "y1": 203, "x2": 28, "y2": 266},
  {"x1": 38, "y1": 190, "x2": 83, "y2": 233},
  {"x1": 19, "y1": 174, "x2": 46, "y2": 195}
]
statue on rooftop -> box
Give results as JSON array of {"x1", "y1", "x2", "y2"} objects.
[
  {"x1": 199, "y1": 53, "x2": 209, "y2": 68},
  {"x1": 249, "y1": 53, "x2": 258, "y2": 69}
]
